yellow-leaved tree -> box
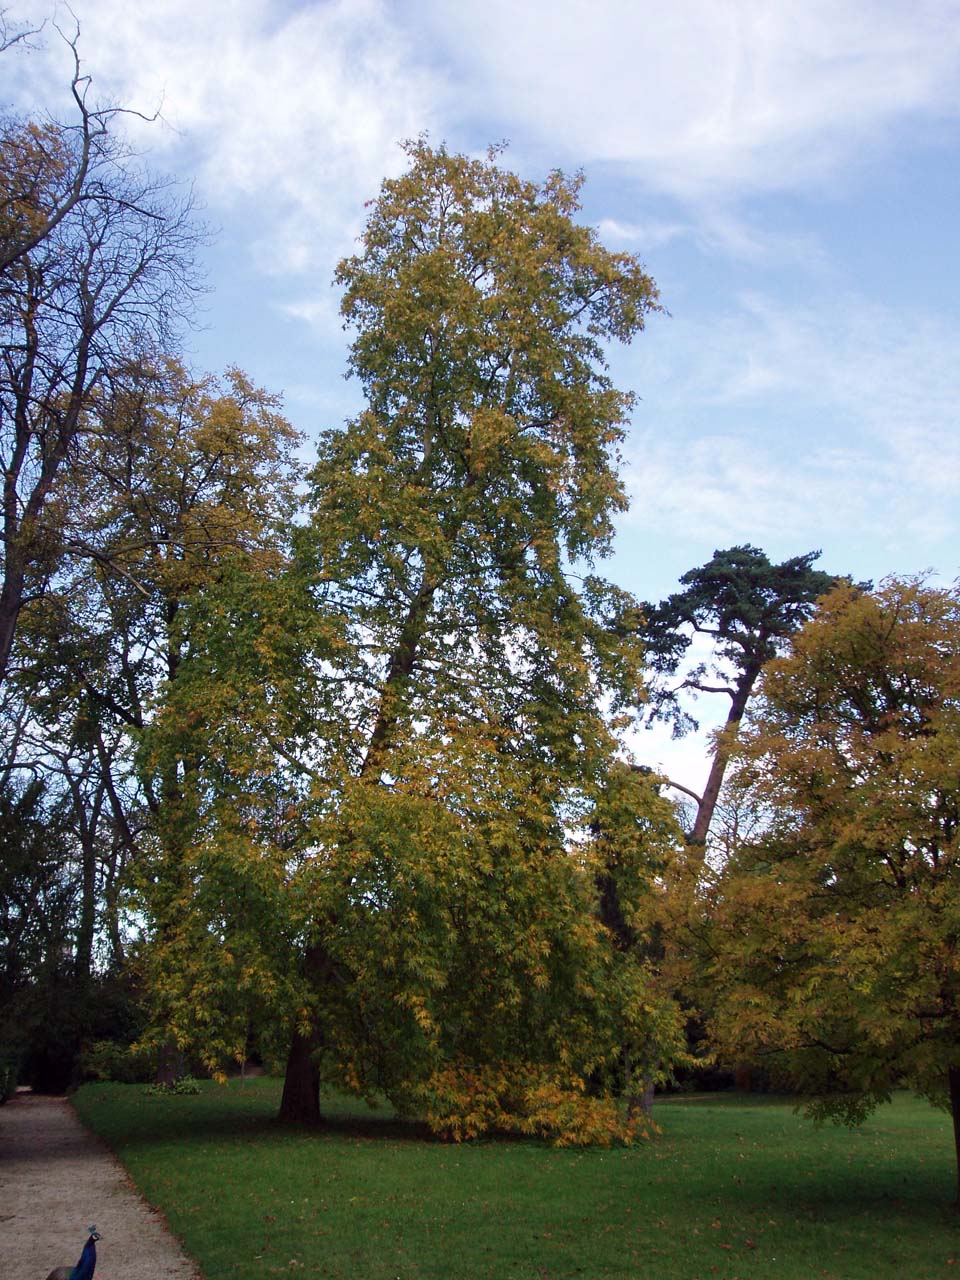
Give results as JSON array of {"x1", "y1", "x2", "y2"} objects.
[
  {"x1": 701, "y1": 577, "x2": 960, "y2": 1200},
  {"x1": 145, "y1": 141, "x2": 689, "y2": 1141}
]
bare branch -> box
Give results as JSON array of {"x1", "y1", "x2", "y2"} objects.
[
  {"x1": 0, "y1": 8, "x2": 43, "y2": 53},
  {"x1": 662, "y1": 778, "x2": 704, "y2": 807}
]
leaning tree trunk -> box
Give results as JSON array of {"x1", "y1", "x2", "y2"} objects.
[{"x1": 687, "y1": 664, "x2": 761, "y2": 851}]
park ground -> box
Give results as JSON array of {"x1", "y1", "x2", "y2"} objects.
[
  {"x1": 1, "y1": 1090, "x2": 198, "y2": 1280},
  {"x1": 48, "y1": 1078, "x2": 960, "y2": 1279}
]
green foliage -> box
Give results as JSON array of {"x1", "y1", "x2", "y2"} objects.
[
  {"x1": 0, "y1": 777, "x2": 75, "y2": 1002},
  {"x1": 639, "y1": 545, "x2": 845, "y2": 849},
  {"x1": 134, "y1": 141, "x2": 686, "y2": 1139},
  {"x1": 143, "y1": 1076, "x2": 201, "y2": 1096},
  {"x1": 80, "y1": 1039, "x2": 157, "y2": 1084},
  {"x1": 641, "y1": 546, "x2": 839, "y2": 737}
]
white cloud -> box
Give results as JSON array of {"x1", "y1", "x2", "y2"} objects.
[
  {"x1": 599, "y1": 217, "x2": 690, "y2": 251},
  {"x1": 601, "y1": 209, "x2": 827, "y2": 268},
  {"x1": 419, "y1": 0, "x2": 960, "y2": 199},
  {"x1": 6, "y1": 0, "x2": 958, "y2": 578},
  {"x1": 6, "y1": 0, "x2": 443, "y2": 271},
  {"x1": 10, "y1": 0, "x2": 959, "y2": 233},
  {"x1": 622, "y1": 291, "x2": 960, "y2": 556},
  {"x1": 276, "y1": 293, "x2": 346, "y2": 342},
  {"x1": 8, "y1": 0, "x2": 957, "y2": 283},
  {"x1": 624, "y1": 430, "x2": 881, "y2": 544}
]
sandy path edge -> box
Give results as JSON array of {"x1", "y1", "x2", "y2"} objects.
[{"x1": 0, "y1": 1091, "x2": 202, "y2": 1280}]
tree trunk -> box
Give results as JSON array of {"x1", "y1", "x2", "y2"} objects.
[
  {"x1": 687, "y1": 665, "x2": 761, "y2": 852},
  {"x1": 278, "y1": 943, "x2": 340, "y2": 1123},
  {"x1": 278, "y1": 1027, "x2": 322, "y2": 1124},
  {"x1": 73, "y1": 776, "x2": 105, "y2": 986},
  {"x1": 623, "y1": 1047, "x2": 657, "y2": 1120},
  {"x1": 629, "y1": 1077, "x2": 656, "y2": 1119},
  {"x1": 0, "y1": 570, "x2": 23, "y2": 690},
  {"x1": 949, "y1": 1066, "x2": 960, "y2": 1208},
  {"x1": 75, "y1": 835, "x2": 96, "y2": 985},
  {"x1": 156, "y1": 1042, "x2": 185, "y2": 1086}
]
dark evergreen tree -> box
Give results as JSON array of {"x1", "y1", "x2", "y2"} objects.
[{"x1": 640, "y1": 545, "x2": 843, "y2": 851}]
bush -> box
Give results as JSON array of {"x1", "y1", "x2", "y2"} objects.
[
  {"x1": 143, "y1": 1076, "x2": 201, "y2": 1097},
  {"x1": 79, "y1": 1039, "x2": 157, "y2": 1084}
]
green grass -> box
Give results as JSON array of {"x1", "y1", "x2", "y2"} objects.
[{"x1": 72, "y1": 1079, "x2": 960, "y2": 1279}]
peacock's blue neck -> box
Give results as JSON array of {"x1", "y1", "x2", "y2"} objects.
[{"x1": 70, "y1": 1235, "x2": 97, "y2": 1280}]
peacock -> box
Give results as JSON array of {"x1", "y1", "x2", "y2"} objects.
[{"x1": 45, "y1": 1227, "x2": 100, "y2": 1280}]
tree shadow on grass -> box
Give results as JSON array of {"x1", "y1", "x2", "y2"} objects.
[{"x1": 84, "y1": 1095, "x2": 436, "y2": 1151}]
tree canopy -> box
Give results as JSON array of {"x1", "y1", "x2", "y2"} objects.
[
  {"x1": 0, "y1": 39, "x2": 203, "y2": 685},
  {"x1": 700, "y1": 577, "x2": 960, "y2": 1196},
  {"x1": 640, "y1": 545, "x2": 840, "y2": 850},
  {"x1": 138, "y1": 139, "x2": 688, "y2": 1140}
]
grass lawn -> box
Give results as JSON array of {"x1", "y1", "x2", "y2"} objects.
[{"x1": 72, "y1": 1080, "x2": 960, "y2": 1279}]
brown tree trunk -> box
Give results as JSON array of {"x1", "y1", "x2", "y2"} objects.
[
  {"x1": 76, "y1": 835, "x2": 96, "y2": 984},
  {"x1": 278, "y1": 1027, "x2": 322, "y2": 1124},
  {"x1": 0, "y1": 569, "x2": 24, "y2": 690},
  {"x1": 156, "y1": 1042, "x2": 185, "y2": 1086},
  {"x1": 623, "y1": 1047, "x2": 657, "y2": 1120},
  {"x1": 278, "y1": 944, "x2": 337, "y2": 1124},
  {"x1": 687, "y1": 665, "x2": 761, "y2": 852},
  {"x1": 949, "y1": 1066, "x2": 960, "y2": 1208}
]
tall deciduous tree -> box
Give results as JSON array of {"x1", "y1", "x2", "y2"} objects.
[
  {"x1": 0, "y1": 37, "x2": 202, "y2": 685},
  {"x1": 640, "y1": 546, "x2": 839, "y2": 852},
  {"x1": 702, "y1": 577, "x2": 960, "y2": 1201},
  {"x1": 147, "y1": 141, "x2": 686, "y2": 1138},
  {"x1": 287, "y1": 139, "x2": 665, "y2": 1128},
  {"x1": 5, "y1": 356, "x2": 302, "y2": 1081}
]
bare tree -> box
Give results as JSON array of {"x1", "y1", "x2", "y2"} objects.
[
  {"x1": 0, "y1": 24, "x2": 204, "y2": 684},
  {"x1": 0, "y1": 20, "x2": 169, "y2": 276},
  {"x1": 0, "y1": 8, "x2": 43, "y2": 56}
]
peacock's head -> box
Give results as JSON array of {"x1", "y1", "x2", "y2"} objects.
[{"x1": 87, "y1": 1226, "x2": 101, "y2": 1242}]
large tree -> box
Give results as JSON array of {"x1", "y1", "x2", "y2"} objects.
[
  {"x1": 2, "y1": 356, "x2": 302, "y2": 1082},
  {"x1": 291, "y1": 140, "x2": 669, "y2": 1129},
  {"x1": 145, "y1": 141, "x2": 687, "y2": 1138},
  {"x1": 702, "y1": 577, "x2": 960, "y2": 1201},
  {"x1": 641, "y1": 545, "x2": 839, "y2": 852}
]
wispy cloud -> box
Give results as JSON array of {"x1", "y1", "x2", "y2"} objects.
[
  {"x1": 9, "y1": 0, "x2": 957, "y2": 284},
  {"x1": 7, "y1": 0, "x2": 443, "y2": 271},
  {"x1": 622, "y1": 291, "x2": 960, "y2": 562},
  {"x1": 12, "y1": 1, "x2": 960, "y2": 223},
  {"x1": 276, "y1": 294, "x2": 346, "y2": 342},
  {"x1": 601, "y1": 211, "x2": 826, "y2": 267},
  {"x1": 599, "y1": 218, "x2": 691, "y2": 251},
  {"x1": 420, "y1": 0, "x2": 960, "y2": 199}
]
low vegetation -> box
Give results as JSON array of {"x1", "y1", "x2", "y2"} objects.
[{"x1": 74, "y1": 1080, "x2": 960, "y2": 1279}]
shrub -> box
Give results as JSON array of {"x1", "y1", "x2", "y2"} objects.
[
  {"x1": 143, "y1": 1076, "x2": 201, "y2": 1097},
  {"x1": 80, "y1": 1039, "x2": 157, "y2": 1084}
]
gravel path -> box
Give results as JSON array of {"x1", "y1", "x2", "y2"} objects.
[{"x1": 0, "y1": 1092, "x2": 202, "y2": 1280}]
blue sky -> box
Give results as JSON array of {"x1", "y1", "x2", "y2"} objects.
[{"x1": 6, "y1": 0, "x2": 960, "y2": 787}]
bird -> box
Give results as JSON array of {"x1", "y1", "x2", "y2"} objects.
[{"x1": 45, "y1": 1227, "x2": 100, "y2": 1280}]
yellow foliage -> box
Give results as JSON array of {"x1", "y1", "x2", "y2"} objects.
[{"x1": 409, "y1": 1059, "x2": 653, "y2": 1146}]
